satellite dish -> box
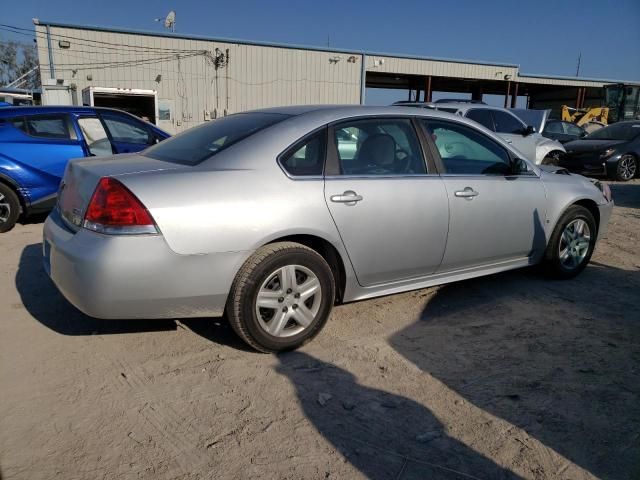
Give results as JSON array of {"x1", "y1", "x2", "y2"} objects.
[{"x1": 164, "y1": 11, "x2": 176, "y2": 31}]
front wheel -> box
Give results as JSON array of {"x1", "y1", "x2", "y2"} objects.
[
  {"x1": 615, "y1": 154, "x2": 637, "y2": 181},
  {"x1": 542, "y1": 205, "x2": 596, "y2": 279},
  {"x1": 226, "y1": 242, "x2": 335, "y2": 353}
]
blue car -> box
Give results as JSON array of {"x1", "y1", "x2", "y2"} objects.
[{"x1": 0, "y1": 106, "x2": 170, "y2": 232}]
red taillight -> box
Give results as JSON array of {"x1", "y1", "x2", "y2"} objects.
[{"x1": 83, "y1": 177, "x2": 157, "y2": 234}]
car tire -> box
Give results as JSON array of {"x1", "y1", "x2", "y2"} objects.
[
  {"x1": 542, "y1": 205, "x2": 596, "y2": 279},
  {"x1": 0, "y1": 183, "x2": 21, "y2": 233},
  {"x1": 226, "y1": 241, "x2": 335, "y2": 353},
  {"x1": 615, "y1": 154, "x2": 637, "y2": 181}
]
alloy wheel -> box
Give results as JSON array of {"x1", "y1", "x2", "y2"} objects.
[
  {"x1": 618, "y1": 155, "x2": 637, "y2": 180},
  {"x1": 255, "y1": 264, "x2": 322, "y2": 338},
  {"x1": 0, "y1": 192, "x2": 11, "y2": 223},
  {"x1": 558, "y1": 219, "x2": 591, "y2": 269}
]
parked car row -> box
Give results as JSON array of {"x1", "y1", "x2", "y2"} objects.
[
  {"x1": 42, "y1": 105, "x2": 613, "y2": 352},
  {"x1": 394, "y1": 101, "x2": 567, "y2": 165},
  {"x1": 396, "y1": 101, "x2": 638, "y2": 182},
  {"x1": 0, "y1": 106, "x2": 169, "y2": 232}
]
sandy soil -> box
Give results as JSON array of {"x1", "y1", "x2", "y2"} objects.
[{"x1": 1, "y1": 180, "x2": 639, "y2": 480}]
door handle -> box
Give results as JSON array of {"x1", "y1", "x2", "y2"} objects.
[
  {"x1": 505, "y1": 140, "x2": 513, "y2": 144},
  {"x1": 330, "y1": 190, "x2": 363, "y2": 204},
  {"x1": 454, "y1": 187, "x2": 479, "y2": 199}
]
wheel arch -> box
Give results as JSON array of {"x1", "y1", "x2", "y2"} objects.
[
  {"x1": 265, "y1": 233, "x2": 347, "y2": 304},
  {"x1": 0, "y1": 173, "x2": 26, "y2": 216},
  {"x1": 555, "y1": 198, "x2": 600, "y2": 237}
]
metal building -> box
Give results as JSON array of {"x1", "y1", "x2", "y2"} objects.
[{"x1": 34, "y1": 19, "x2": 639, "y2": 134}]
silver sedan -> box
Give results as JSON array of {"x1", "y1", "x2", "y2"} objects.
[{"x1": 43, "y1": 105, "x2": 613, "y2": 352}]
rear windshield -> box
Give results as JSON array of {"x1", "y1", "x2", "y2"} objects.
[
  {"x1": 143, "y1": 112, "x2": 290, "y2": 165},
  {"x1": 586, "y1": 122, "x2": 640, "y2": 141}
]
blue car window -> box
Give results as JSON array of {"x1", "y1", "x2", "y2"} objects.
[
  {"x1": 102, "y1": 114, "x2": 150, "y2": 145},
  {"x1": 21, "y1": 115, "x2": 71, "y2": 139}
]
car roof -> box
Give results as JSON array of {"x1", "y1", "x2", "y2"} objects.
[
  {"x1": 0, "y1": 105, "x2": 137, "y2": 117},
  {"x1": 247, "y1": 104, "x2": 469, "y2": 122}
]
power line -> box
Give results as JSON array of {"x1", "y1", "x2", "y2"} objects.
[{"x1": 0, "y1": 24, "x2": 203, "y2": 54}]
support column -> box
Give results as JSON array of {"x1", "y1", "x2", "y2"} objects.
[
  {"x1": 425, "y1": 75, "x2": 432, "y2": 102},
  {"x1": 576, "y1": 87, "x2": 583, "y2": 109},
  {"x1": 359, "y1": 54, "x2": 366, "y2": 105},
  {"x1": 471, "y1": 85, "x2": 483, "y2": 102},
  {"x1": 504, "y1": 81, "x2": 511, "y2": 108},
  {"x1": 510, "y1": 83, "x2": 519, "y2": 108}
]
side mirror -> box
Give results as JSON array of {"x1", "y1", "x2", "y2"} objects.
[
  {"x1": 580, "y1": 130, "x2": 588, "y2": 138},
  {"x1": 523, "y1": 125, "x2": 536, "y2": 136},
  {"x1": 512, "y1": 158, "x2": 530, "y2": 175}
]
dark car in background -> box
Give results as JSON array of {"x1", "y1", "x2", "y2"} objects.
[
  {"x1": 0, "y1": 106, "x2": 169, "y2": 232},
  {"x1": 542, "y1": 120, "x2": 587, "y2": 144},
  {"x1": 560, "y1": 121, "x2": 640, "y2": 181}
]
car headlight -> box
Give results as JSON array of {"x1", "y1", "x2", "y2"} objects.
[{"x1": 599, "y1": 148, "x2": 616, "y2": 159}]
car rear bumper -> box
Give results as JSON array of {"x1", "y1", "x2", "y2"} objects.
[{"x1": 43, "y1": 209, "x2": 251, "y2": 319}]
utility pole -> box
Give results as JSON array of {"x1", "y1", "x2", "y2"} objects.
[{"x1": 575, "y1": 52, "x2": 581, "y2": 77}]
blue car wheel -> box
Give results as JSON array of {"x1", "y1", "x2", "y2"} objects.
[{"x1": 0, "y1": 183, "x2": 20, "y2": 233}]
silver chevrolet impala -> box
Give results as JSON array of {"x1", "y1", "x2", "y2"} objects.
[{"x1": 43, "y1": 106, "x2": 613, "y2": 352}]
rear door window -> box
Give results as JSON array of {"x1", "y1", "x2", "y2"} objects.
[
  {"x1": 101, "y1": 113, "x2": 151, "y2": 145},
  {"x1": 77, "y1": 117, "x2": 113, "y2": 157},
  {"x1": 332, "y1": 118, "x2": 426, "y2": 176},
  {"x1": 466, "y1": 109, "x2": 495, "y2": 131}
]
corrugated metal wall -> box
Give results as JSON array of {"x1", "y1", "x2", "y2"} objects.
[
  {"x1": 36, "y1": 26, "x2": 362, "y2": 133},
  {"x1": 368, "y1": 55, "x2": 519, "y2": 81}
]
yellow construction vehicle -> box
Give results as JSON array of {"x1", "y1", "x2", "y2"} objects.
[
  {"x1": 561, "y1": 83, "x2": 640, "y2": 129},
  {"x1": 561, "y1": 105, "x2": 609, "y2": 127}
]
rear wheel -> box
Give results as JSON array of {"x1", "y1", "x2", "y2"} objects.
[
  {"x1": 226, "y1": 242, "x2": 335, "y2": 353},
  {"x1": 0, "y1": 183, "x2": 20, "y2": 233},
  {"x1": 615, "y1": 154, "x2": 637, "y2": 181},
  {"x1": 542, "y1": 205, "x2": 596, "y2": 279}
]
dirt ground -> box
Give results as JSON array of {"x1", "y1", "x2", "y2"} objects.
[{"x1": 1, "y1": 180, "x2": 639, "y2": 480}]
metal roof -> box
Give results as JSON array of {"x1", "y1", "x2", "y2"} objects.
[
  {"x1": 518, "y1": 72, "x2": 640, "y2": 86},
  {"x1": 33, "y1": 19, "x2": 519, "y2": 68},
  {"x1": 32, "y1": 19, "x2": 640, "y2": 87}
]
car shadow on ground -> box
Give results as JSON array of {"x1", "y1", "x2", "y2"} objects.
[
  {"x1": 276, "y1": 351, "x2": 521, "y2": 479},
  {"x1": 389, "y1": 264, "x2": 640, "y2": 479},
  {"x1": 19, "y1": 212, "x2": 49, "y2": 226},
  {"x1": 15, "y1": 243, "x2": 249, "y2": 350},
  {"x1": 608, "y1": 181, "x2": 640, "y2": 208}
]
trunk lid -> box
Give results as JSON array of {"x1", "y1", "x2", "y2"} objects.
[{"x1": 58, "y1": 153, "x2": 180, "y2": 231}]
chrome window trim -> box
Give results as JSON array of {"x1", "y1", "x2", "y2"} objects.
[{"x1": 324, "y1": 173, "x2": 441, "y2": 180}]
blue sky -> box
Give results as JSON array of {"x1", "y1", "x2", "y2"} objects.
[{"x1": 2, "y1": 0, "x2": 639, "y2": 106}]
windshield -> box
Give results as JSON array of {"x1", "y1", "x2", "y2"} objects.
[
  {"x1": 586, "y1": 122, "x2": 640, "y2": 141},
  {"x1": 143, "y1": 112, "x2": 290, "y2": 165}
]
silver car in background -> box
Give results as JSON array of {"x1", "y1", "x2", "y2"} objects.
[
  {"x1": 43, "y1": 105, "x2": 613, "y2": 352},
  {"x1": 395, "y1": 101, "x2": 566, "y2": 165}
]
